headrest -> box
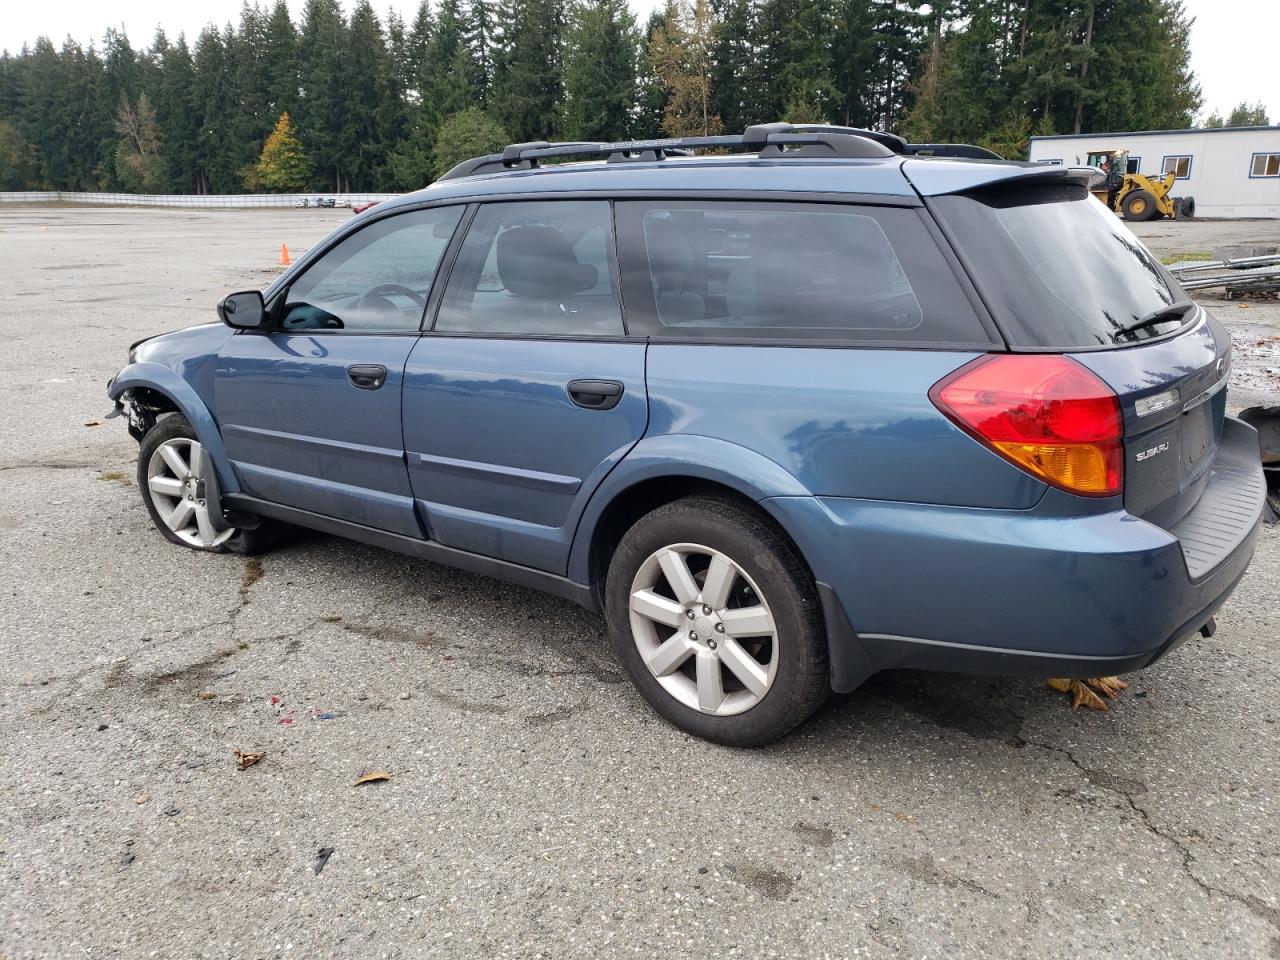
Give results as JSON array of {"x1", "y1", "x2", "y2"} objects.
[
  {"x1": 497, "y1": 225, "x2": 598, "y2": 300},
  {"x1": 644, "y1": 217, "x2": 697, "y2": 285}
]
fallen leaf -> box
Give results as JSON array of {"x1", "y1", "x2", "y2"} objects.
[
  {"x1": 314, "y1": 846, "x2": 335, "y2": 874},
  {"x1": 234, "y1": 748, "x2": 264, "y2": 771},
  {"x1": 198, "y1": 691, "x2": 216, "y2": 700},
  {"x1": 354, "y1": 770, "x2": 392, "y2": 786},
  {"x1": 1046, "y1": 676, "x2": 1128, "y2": 711},
  {"x1": 135, "y1": 789, "x2": 149, "y2": 804}
]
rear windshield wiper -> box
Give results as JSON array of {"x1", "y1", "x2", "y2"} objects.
[{"x1": 1110, "y1": 300, "x2": 1194, "y2": 343}]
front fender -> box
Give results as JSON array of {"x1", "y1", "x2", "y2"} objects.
[
  {"x1": 108, "y1": 361, "x2": 239, "y2": 495},
  {"x1": 565, "y1": 434, "x2": 811, "y2": 583}
]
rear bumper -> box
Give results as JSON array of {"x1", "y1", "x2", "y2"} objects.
[{"x1": 765, "y1": 416, "x2": 1266, "y2": 693}]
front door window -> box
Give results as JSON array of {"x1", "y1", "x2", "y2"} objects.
[{"x1": 282, "y1": 206, "x2": 464, "y2": 333}]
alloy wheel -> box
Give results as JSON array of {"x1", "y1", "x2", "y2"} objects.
[
  {"x1": 145, "y1": 438, "x2": 234, "y2": 549},
  {"x1": 628, "y1": 542, "x2": 779, "y2": 716}
]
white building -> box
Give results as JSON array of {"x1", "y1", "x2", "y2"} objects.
[{"x1": 1027, "y1": 125, "x2": 1280, "y2": 219}]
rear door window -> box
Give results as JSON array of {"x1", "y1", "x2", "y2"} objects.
[
  {"x1": 931, "y1": 185, "x2": 1183, "y2": 349},
  {"x1": 433, "y1": 200, "x2": 624, "y2": 337},
  {"x1": 615, "y1": 200, "x2": 990, "y2": 345}
]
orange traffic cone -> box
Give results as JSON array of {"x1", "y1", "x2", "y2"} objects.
[{"x1": 279, "y1": 242, "x2": 291, "y2": 266}]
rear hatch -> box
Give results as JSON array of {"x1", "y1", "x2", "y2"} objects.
[{"x1": 928, "y1": 180, "x2": 1233, "y2": 529}]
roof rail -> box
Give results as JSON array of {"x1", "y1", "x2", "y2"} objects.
[
  {"x1": 438, "y1": 123, "x2": 896, "y2": 181},
  {"x1": 435, "y1": 123, "x2": 1004, "y2": 181}
]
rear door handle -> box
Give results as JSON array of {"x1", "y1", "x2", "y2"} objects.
[
  {"x1": 567, "y1": 379, "x2": 624, "y2": 410},
  {"x1": 347, "y1": 363, "x2": 387, "y2": 390}
]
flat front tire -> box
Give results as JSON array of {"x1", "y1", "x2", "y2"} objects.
[
  {"x1": 137, "y1": 415, "x2": 273, "y2": 555},
  {"x1": 605, "y1": 495, "x2": 829, "y2": 746}
]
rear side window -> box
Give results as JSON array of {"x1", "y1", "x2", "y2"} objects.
[
  {"x1": 616, "y1": 200, "x2": 989, "y2": 345},
  {"x1": 433, "y1": 200, "x2": 623, "y2": 336},
  {"x1": 932, "y1": 186, "x2": 1181, "y2": 349}
]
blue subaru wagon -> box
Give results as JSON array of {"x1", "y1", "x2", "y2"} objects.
[{"x1": 109, "y1": 124, "x2": 1267, "y2": 745}]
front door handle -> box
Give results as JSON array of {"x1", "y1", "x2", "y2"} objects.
[
  {"x1": 567, "y1": 379, "x2": 624, "y2": 410},
  {"x1": 347, "y1": 363, "x2": 387, "y2": 390}
]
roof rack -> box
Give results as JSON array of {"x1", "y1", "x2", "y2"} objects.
[
  {"x1": 781, "y1": 126, "x2": 1004, "y2": 160},
  {"x1": 437, "y1": 122, "x2": 1003, "y2": 181}
]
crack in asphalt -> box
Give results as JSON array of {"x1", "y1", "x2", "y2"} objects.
[{"x1": 1022, "y1": 736, "x2": 1279, "y2": 932}]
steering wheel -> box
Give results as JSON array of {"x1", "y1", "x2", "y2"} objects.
[
  {"x1": 360, "y1": 283, "x2": 426, "y2": 309},
  {"x1": 281, "y1": 304, "x2": 344, "y2": 330}
]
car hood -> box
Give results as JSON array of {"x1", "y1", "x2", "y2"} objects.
[{"x1": 131, "y1": 322, "x2": 234, "y2": 366}]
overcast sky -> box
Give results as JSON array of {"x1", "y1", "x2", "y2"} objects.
[{"x1": 2, "y1": 0, "x2": 1276, "y2": 127}]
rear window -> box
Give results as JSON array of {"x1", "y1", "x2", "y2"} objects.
[
  {"x1": 615, "y1": 200, "x2": 990, "y2": 345},
  {"x1": 932, "y1": 185, "x2": 1183, "y2": 349}
]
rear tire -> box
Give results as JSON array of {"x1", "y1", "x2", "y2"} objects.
[
  {"x1": 1122, "y1": 189, "x2": 1157, "y2": 222},
  {"x1": 137, "y1": 415, "x2": 276, "y2": 555},
  {"x1": 605, "y1": 495, "x2": 829, "y2": 746},
  {"x1": 1180, "y1": 196, "x2": 1196, "y2": 220}
]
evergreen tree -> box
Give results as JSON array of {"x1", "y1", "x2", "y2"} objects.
[
  {"x1": 263, "y1": 0, "x2": 299, "y2": 120},
  {"x1": 752, "y1": 0, "x2": 838, "y2": 123},
  {"x1": 297, "y1": 0, "x2": 351, "y2": 190},
  {"x1": 562, "y1": 0, "x2": 639, "y2": 141},
  {"x1": 155, "y1": 34, "x2": 200, "y2": 192},
  {"x1": 865, "y1": 0, "x2": 928, "y2": 130},
  {"x1": 711, "y1": 0, "x2": 753, "y2": 131},
  {"x1": 831, "y1": 0, "x2": 876, "y2": 128},
  {"x1": 634, "y1": 10, "x2": 671, "y2": 139},
  {"x1": 491, "y1": 0, "x2": 565, "y2": 141},
  {"x1": 0, "y1": 118, "x2": 37, "y2": 189},
  {"x1": 191, "y1": 27, "x2": 238, "y2": 192},
  {"x1": 471, "y1": 0, "x2": 496, "y2": 100},
  {"x1": 422, "y1": 0, "x2": 481, "y2": 129},
  {"x1": 1225, "y1": 101, "x2": 1269, "y2": 127},
  {"x1": 0, "y1": 0, "x2": 1211, "y2": 192},
  {"x1": 346, "y1": 0, "x2": 394, "y2": 187}
]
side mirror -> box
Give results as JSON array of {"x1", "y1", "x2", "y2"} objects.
[{"x1": 217, "y1": 290, "x2": 266, "y2": 330}]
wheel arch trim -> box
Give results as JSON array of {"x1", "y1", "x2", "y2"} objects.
[
  {"x1": 566, "y1": 434, "x2": 812, "y2": 587},
  {"x1": 109, "y1": 362, "x2": 240, "y2": 495}
]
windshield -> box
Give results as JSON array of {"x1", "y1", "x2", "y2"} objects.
[{"x1": 933, "y1": 185, "x2": 1184, "y2": 349}]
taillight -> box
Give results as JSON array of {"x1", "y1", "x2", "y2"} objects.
[{"x1": 929, "y1": 354, "x2": 1123, "y2": 497}]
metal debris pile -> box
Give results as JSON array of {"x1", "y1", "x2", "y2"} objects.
[{"x1": 1171, "y1": 253, "x2": 1280, "y2": 299}]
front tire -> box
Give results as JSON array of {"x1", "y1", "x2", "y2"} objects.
[
  {"x1": 1122, "y1": 189, "x2": 1157, "y2": 221},
  {"x1": 605, "y1": 495, "x2": 829, "y2": 746},
  {"x1": 137, "y1": 415, "x2": 273, "y2": 555}
]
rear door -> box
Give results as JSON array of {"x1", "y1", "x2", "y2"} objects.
[
  {"x1": 929, "y1": 184, "x2": 1232, "y2": 527},
  {"x1": 401, "y1": 199, "x2": 647, "y2": 573},
  {"x1": 215, "y1": 205, "x2": 464, "y2": 536}
]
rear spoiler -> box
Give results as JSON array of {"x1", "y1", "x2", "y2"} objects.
[{"x1": 903, "y1": 159, "x2": 1104, "y2": 197}]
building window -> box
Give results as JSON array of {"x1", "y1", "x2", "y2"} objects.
[
  {"x1": 1251, "y1": 153, "x2": 1280, "y2": 178},
  {"x1": 1127, "y1": 156, "x2": 1141, "y2": 174},
  {"x1": 1162, "y1": 155, "x2": 1192, "y2": 179}
]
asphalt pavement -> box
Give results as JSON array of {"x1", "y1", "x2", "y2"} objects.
[{"x1": 1, "y1": 206, "x2": 1277, "y2": 959}]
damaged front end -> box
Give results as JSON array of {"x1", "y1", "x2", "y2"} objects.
[{"x1": 106, "y1": 383, "x2": 177, "y2": 443}]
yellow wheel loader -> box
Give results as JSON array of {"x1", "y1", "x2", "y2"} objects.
[{"x1": 1085, "y1": 149, "x2": 1195, "y2": 222}]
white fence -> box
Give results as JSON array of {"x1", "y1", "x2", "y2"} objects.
[{"x1": 0, "y1": 191, "x2": 401, "y2": 208}]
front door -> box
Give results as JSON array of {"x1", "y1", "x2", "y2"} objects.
[
  {"x1": 402, "y1": 200, "x2": 647, "y2": 573},
  {"x1": 215, "y1": 205, "x2": 465, "y2": 537}
]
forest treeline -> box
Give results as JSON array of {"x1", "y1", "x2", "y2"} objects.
[{"x1": 0, "y1": 0, "x2": 1203, "y2": 194}]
